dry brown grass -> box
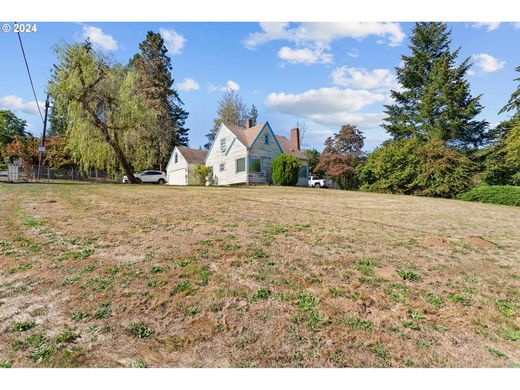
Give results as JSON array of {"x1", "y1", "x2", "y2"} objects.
[{"x1": 0, "y1": 183, "x2": 519, "y2": 367}]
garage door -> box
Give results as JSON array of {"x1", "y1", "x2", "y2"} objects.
[{"x1": 169, "y1": 169, "x2": 187, "y2": 185}]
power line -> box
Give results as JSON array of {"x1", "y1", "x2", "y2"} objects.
[{"x1": 15, "y1": 23, "x2": 45, "y2": 124}]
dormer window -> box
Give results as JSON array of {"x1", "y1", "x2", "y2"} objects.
[
  {"x1": 220, "y1": 138, "x2": 226, "y2": 153},
  {"x1": 264, "y1": 134, "x2": 269, "y2": 144}
]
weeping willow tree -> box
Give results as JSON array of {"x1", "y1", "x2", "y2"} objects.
[{"x1": 48, "y1": 41, "x2": 156, "y2": 183}]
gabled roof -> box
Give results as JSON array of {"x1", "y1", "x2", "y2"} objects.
[
  {"x1": 177, "y1": 146, "x2": 207, "y2": 164},
  {"x1": 275, "y1": 135, "x2": 308, "y2": 160},
  {"x1": 223, "y1": 122, "x2": 265, "y2": 148}
]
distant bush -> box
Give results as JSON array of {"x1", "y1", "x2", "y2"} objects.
[
  {"x1": 194, "y1": 164, "x2": 212, "y2": 185},
  {"x1": 458, "y1": 186, "x2": 520, "y2": 206},
  {"x1": 359, "y1": 138, "x2": 476, "y2": 198},
  {"x1": 272, "y1": 153, "x2": 301, "y2": 186},
  {"x1": 358, "y1": 138, "x2": 422, "y2": 195},
  {"x1": 413, "y1": 140, "x2": 476, "y2": 197}
]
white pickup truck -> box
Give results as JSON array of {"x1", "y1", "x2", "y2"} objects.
[{"x1": 308, "y1": 175, "x2": 333, "y2": 188}]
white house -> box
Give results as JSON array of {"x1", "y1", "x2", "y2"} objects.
[
  {"x1": 204, "y1": 120, "x2": 308, "y2": 186},
  {"x1": 166, "y1": 146, "x2": 208, "y2": 185}
]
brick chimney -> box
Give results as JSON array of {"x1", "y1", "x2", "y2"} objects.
[
  {"x1": 245, "y1": 118, "x2": 253, "y2": 128},
  {"x1": 290, "y1": 128, "x2": 301, "y2": 151}
]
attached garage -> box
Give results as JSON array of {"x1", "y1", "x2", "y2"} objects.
[{"x1": 166, "y1": 146, "x2": 208, "y2": 186}]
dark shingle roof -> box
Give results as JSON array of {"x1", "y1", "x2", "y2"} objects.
[
  {"x1": 275, "y1": 135, "x2": 308, "y2": 160},
  {"x1": 223, "y1": 122, "x2": 265, "y2": 147},
  {"x1": 177, "y1": 146, "x2": 208, "y2": 164}
]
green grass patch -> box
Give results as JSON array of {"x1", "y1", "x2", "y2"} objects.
[
  {"x1": 458, "y1": 186, "x2": 520, "y2": 207},
  {"x1": 448, "y1": 293, "x2": 472, "y2": 306},
  {"x1": 500, "y1": 327, "x2": 520, "y2": 341},
  {"x1": 297, "y1": 292, "x2": 320, "y2": 312},
  {"x1": 127, "y1": 322, "x2": 153, "y2": 339},
  {"x1": 397, "y1": 269, "x2": 421, "y2": 282},
  {"x1": 63, "y1": 248, "x2": 95, "y2": 261},
  {"x1": 0, "y1": 360, "x2": 13, "y2": 368},
  {"x1": 487, "y1": 347, "x2": 508, "y2": 360},
  {"x1": 171, "y1": 281, "x2": 193, "y2": 296},
  {"x1": 12, "y1": 321, "x2": 36, "y2": 332},
  {"x1": 495, "y1": 299, "x2": 516, "y2": 318},
  {"x1": 354, "y1": 258, "x2": 381, "y2": 276},
  {"x1": 347, "y1": 316, "x2": 373, "y2": 331},
  {"x1": 249, "y1": 287, "x2": 272, "y2": 302},
  {"x1": 425, "y1": 292, "x2": 444, "y2": 308}
]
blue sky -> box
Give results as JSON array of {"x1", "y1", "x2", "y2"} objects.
[{"x1": 1, "y1": 22, "x2": 519, "y2": 151}]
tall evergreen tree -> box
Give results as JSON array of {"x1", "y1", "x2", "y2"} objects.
[
  {"x1": 499, "y1": 65, "x2": 520, "y2": 118},
  {"x1": 132, "y1": 31, "x2": 189, "y2": 170},
  {"x1": 204, "y1": 91, "x2": 247, "y2": 149},
  {"x1": 383, "y1": 22, "x2": 488, "y2": 150}
]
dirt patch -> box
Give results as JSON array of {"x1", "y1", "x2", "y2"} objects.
[
  {"x1": 464, "y1": 236, "x2": 495, "y2": 247},
  {"x1": 375, "y1": 266, "x2": 396, "y2": 280},
  {"x1": 420, "y1": 236, "x2": 448, "y2": 247}
]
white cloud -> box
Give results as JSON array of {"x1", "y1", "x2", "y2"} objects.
[
  {"x1": 265, "y1": 87, "x2": 386, "y2": 128},
  {"x1": 244, "y1": 22, "x2": 406, "y2": 49},
  {"x1": 224, "y1": 80, "x2": 240, "y2": 92},
  {"x1": 0, "y1": 95, "x2": 43, "y2": 115},
  {"x1": 330, "y1": 67, "x2": 398, "y2": 90},
  {"x1": 513, "y1": 23, "x2": 520, "y2": 30},
  {"x1": 472, "y1": 22, "x2": 501, "y2": 32},
  {"x1": 159, "y1": 28, "x2": 185, "y2": 55},
  {"x1": 472, "y1": 53, "x2": 506, "y2": 73},
  {"x1": 82, "y1": 26, "x2": 118, "y2": 51},
  {"x1": 177, "y1": 78, "x2": 200, "y2": 91},
  {"x1": 278, "y1": 46, "x2": 333, "y2": 65},
  {"x1": 348, "y1": 48, "x2": 360, "y2": 58},
  {"x1": 208, "y1": 80, "x2": 240, "y2": 92}
]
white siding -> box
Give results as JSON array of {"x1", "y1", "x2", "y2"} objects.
[
  {"x1": 205, "y1": 125, "x2": 248, "y2": 186},
  {"x1": 166, "y1": 147, "x2": 188, "y2": 185},
  {"x1": 248, "y1": 125, "x2": 283, "y2": 184}
]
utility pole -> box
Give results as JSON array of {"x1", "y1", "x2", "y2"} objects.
[{"x1": 37, "y1": 94, "x2": 50, "y2": 180}]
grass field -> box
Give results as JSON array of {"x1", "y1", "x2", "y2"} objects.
[{"x1": 1, "y1": 183, "x2": 519, "y2": 367}]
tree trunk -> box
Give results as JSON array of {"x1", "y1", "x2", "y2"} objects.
[
  {"x1": 105, "y1": 130, "x2": 137, "y2": 184},
  {"x1": 80, "y1": 100, "x2": 138, "y2": 184}
]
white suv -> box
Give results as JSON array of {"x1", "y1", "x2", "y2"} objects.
[
  {"x1": 308, "y1": 175, "x2": 333, "y2": 188},
  {"x1": 123, "y1": 170, "x2": 166, "y2": 184}
]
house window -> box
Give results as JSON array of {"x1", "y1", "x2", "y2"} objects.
[
  {"x1": 219, "y1": 162, "x2": 225, "y2": 172},
  {"x1": 220, "y1": 138, "x2": 226, "y2": 153},
  {"x1": 249, "y1": 158, "x2": 262, "y2": 173},
  {"x1": 236, "y1": 158, "x2": 245, "y2": 173},
  {"x1": 299, "y1": 164, "x2": 308, "y2": 178},
  {"x1": 264, "y1": 134, "x2": 269, "y2": 144},
  {"x1": 174, "y1": 153, "x2": 178, "y2": 163}
]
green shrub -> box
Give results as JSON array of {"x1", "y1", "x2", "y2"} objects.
[
  {"x1": 272, "y1": 153, "x2": 301, "y2": 186},
  {"x1": 194, "y1": 164, "x2": 212, "y2": 185},
  {"x1": 358, "y1": 138, "x2": 422, "y2": 195},
  {"x1": 413, "y1": 140, "x2": 476, "y2": 197},
  {"x1": 359, "y1": 138, "x2": 476, "y2": 198},
  {"x1": 458, "y1": 186, "x2": 520, "y2": 206}
]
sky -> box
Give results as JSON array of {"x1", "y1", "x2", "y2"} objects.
[{"x1": 1, "y1": 21, "x2": 519, "y2": 151}]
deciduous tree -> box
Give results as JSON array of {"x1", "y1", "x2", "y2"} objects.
[
  {"x1": 48, "y1": 42, "x2": 155, "y2": 183},
  {"x1": 205, "y1": 91, "x2": 247, "y2": 149},
  {"x1": 315, "y1": 124, "x2": 365, "y2": 189}
]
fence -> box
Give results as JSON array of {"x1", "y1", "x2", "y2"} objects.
[{"x1": 0, "y1": 165, "x2": 120, "y2": 183}]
